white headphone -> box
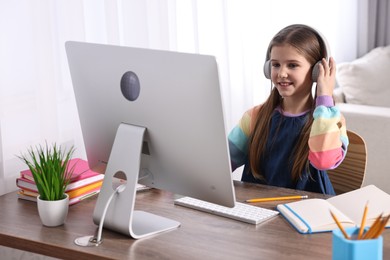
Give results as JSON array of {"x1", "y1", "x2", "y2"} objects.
[{"x1": 263, "y1": 24, "x2": 331, "y2": 82}]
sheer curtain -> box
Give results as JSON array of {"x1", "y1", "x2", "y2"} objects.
[
  {"x1": 0, "y1": 0, "x2": 358, "y2": 196},
  {"x1": 358, "y1": 0, "x2": 390, "y2": 57}
]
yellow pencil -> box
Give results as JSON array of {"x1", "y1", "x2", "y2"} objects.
[
  {"x1": 362, "y1": 214, "x2": 383, "y2": 240},
  {"x1": 245, "y1": 195, "x2": 308, "y2": 203},
  {"x1": 372, "y1": 214, "x2": 390, "y2": 239},
  {"x1": 330, "y1": 210, "x2": 349, "y2": 239},
  {"x1": 358, "y1": 202, "x2": 369, "y2": 239}
]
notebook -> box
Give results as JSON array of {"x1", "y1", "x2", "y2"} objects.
[{"x1": 276, "y1": 185, "x2": 390, "y2": 234}]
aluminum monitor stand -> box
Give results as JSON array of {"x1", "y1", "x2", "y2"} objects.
[{"x1": 75, "y1": 123, "x2": 180, "y2": 246}]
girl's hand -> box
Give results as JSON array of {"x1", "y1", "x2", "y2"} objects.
[{"x1": 316, "y1": 57, "x2": 336, "y2": 96}]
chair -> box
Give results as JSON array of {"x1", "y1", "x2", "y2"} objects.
[{"x1": 327, "y1": 130, "x2": 367, "y2": 194}]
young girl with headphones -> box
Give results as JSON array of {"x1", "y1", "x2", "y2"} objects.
[{"x1": 228, "y1": 24, "x2": 348, "y2": 195}]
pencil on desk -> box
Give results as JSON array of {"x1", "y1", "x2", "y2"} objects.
[
  {"x1": 245, "y1": 195, "x2": 308, "y2": 203},
  {"x1": 357, "y1": 201, "x2": 369, "y2": 239},
  {"x1": 330, "y1": 210, "x2": 349, "y2": 239}
]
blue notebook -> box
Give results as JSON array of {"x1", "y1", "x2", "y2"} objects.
[{"x1": 276, "y1": 185, "x2": 390, "y2": 234}]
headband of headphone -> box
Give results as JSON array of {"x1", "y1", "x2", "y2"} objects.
[{"x1": 263, "y1": 24, "x2": 330, "y2": 82}]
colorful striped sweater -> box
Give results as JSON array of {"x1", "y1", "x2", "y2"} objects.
[{"x1": 228, "y1": 95, "x2": 348, "y2": 195}]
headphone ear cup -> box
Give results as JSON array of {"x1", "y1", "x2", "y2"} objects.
[
  {"x1": 311, "y1": 61, "x2": 321, "y2": 82},
  {"x1": 263, "y1": 60, "x2": 271, "y2": 79}
]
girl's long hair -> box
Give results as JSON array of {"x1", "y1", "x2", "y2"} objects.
[{"x1": 248, "y1": 24, "x2": 327, "y2": 182}]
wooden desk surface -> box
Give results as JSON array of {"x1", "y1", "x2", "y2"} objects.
[{"x1": 0, "y1": 181, "x2": 389, "y2": 260}]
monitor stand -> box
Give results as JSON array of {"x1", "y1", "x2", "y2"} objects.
[{"x1": 76, "y1": 123, "x2": 180, "y2": 246}]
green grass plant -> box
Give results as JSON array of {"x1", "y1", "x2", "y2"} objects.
[{"x1": 18, "y1": 143, "x2": 75, "y2": 201}]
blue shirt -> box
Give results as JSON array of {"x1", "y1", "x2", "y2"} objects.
[{"x1": 229, "y1": 109, "x2": 335, "y2": 195}]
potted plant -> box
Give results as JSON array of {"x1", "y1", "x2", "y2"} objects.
[{"x1": 18, "y1": 142, "x2": 75, "y2": 227}]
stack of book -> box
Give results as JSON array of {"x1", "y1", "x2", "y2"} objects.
[{"x1": 16, "y1": 158, "x2": 104, "y2": 206}]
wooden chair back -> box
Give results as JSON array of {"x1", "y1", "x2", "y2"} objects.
[{"x1": 327, "y1": 130, "x2": 367, "y2": 194}]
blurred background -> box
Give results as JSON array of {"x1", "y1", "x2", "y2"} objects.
[{"x1": 1, "y1": 0, "x2": 386, "y2": 195}]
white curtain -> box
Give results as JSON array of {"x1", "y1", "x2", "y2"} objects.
[{"x1": 0, "y1": 0, "x2": 358, "y2": 196}]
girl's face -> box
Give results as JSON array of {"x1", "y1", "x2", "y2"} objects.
[{"x1": 270, "y1": 44, "x2": 313, "y2": 100}]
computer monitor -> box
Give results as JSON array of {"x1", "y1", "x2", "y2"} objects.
[{"x1": 65, "y1": 41, "x2": 236, "y2": 239}]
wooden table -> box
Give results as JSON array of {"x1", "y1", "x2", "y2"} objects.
[{"x1": 0, "y1": 181, "x2": 389, "y2": 259}]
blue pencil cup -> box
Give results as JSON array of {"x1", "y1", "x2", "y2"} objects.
[{"x1": 332, "y1": 227, "x2": 383, "y2": 260}]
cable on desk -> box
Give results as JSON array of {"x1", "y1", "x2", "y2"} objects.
[{"x1": 74, "y1": 184, "x2": 125, "y2": 247}]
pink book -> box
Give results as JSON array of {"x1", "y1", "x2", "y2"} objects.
[
  {"x1": 20, "y1": 158, "x2": 100, "y2": 183},
  {"x1": 17, "y1": 158, "x2": 104, "y2": 192},
  {"x1": 16, "y1": 174, "x2": 104, "y2": 193}
]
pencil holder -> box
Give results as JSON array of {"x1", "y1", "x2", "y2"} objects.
[{"x1": 332, "y1": 227, "x2": 383, "y2": 260}]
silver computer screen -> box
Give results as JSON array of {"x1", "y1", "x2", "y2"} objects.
[{"x1": 66, "y1": 41, "x2": 235, "y2": 209}]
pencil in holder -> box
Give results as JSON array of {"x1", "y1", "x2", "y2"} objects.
[{"x1": 332, "y1": 227, "x2": 383, "y2": 260}]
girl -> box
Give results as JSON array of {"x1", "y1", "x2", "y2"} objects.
[{"x1": 228, "y1": 24, "x2": 348, "y2": 195}]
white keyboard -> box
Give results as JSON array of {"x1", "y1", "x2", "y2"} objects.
[{"x1": 174, "y1": 196, "x2": 279, "y2": 225}]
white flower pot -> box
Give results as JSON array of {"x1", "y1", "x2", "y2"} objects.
[{"x1": 37, "y1": 193, "x2": 69, "y2": 227}]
